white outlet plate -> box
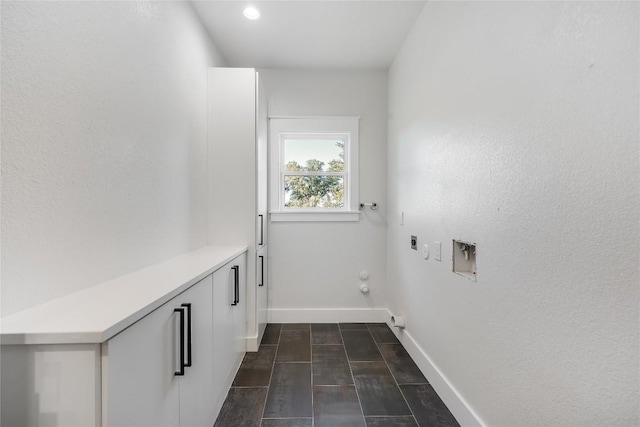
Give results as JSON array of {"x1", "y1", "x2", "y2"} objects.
[
  {"x1": 422, "y1": 244, "x2": 429, "y2": 260},
  {"x1": 434, "y1": 241, "x2": 441, "y2": 261}
]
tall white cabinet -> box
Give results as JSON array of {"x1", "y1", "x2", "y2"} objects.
[{"x1": 208, "y1": 68, "x2": 269, "y2": 350}]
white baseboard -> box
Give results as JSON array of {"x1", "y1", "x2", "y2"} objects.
[
  {"x1": 384, "y1": 311, "x2": 485, "y2": 427},
  {"x1": 245, "y1": 336, "x2": 259, "y2": 352},
  {"x1": 268, "y1": 308, "x2": 389, "y2": 323}
]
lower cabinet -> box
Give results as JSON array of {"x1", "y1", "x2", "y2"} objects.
[
  {"x1": 104, "y1": 274, "x2": 214, "y2": 427},
  {"x1": 105, "y1": 253, "x2": 247, "y2": 426},
  {"x1": 0, "y1": 250, "x2": 247, "y2": 427},
  {"x1": 212, "y1": 253, "x2": 247, "y2": 416}
]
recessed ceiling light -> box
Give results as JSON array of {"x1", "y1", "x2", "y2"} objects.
[{"x1": 243, "y1": 6, "x2": 261, "y2": 20}]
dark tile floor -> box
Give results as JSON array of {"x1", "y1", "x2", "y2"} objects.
[{"x1": 215, "y1": 323, "x2": 459, "y2": 427}]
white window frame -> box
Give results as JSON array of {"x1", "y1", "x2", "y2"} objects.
[{"x1": 269, "y1": 117, "x2": 359, "y2": 222}]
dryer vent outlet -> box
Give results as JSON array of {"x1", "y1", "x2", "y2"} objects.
[{"x1": 391, "y1": 315, "x2": 405, "y2": 329}]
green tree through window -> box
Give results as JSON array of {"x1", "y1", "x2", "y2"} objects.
[{"x1": 284, "y1": 141, "x2": 345, "y2": 208}]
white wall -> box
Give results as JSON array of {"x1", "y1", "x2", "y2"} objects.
[
  {"x1": 1, "y1": 1, "x2": 225, "y2": 315},
  {"x1": 260, "y1": 69, "x2": 388, "y2": 320},
  {"x1": 388, "y1": 2, "x2": 639, "y2": 426}
]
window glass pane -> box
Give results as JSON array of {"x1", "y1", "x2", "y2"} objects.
[
  {"x1": 284, "y1": 175, "x2": 344, "y2": 208},
  {"x1": 284, "y1": 139, "x2": 344, "y2": 172}
]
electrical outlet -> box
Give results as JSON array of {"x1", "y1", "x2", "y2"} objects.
[
  {"x1": 410, "y1": 235, "x2": 417, "y2": 250},
  {"x1": 434, "y1": 241, "x2": 441, "y2": 261}
]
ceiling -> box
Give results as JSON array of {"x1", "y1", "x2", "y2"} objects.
[{"x1": 191, "y1": 1, "x2": 427, "y2": 69}]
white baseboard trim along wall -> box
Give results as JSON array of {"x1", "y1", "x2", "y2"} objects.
[
  {"x1": 385, "y1": 315, "x2": 486, "y2": 427},
  {"x1": 266, "y1": 307, "x2": 485, "y2": 427},
  {"x1": 245, "y1": 336, "x2": 260, "y2": 352},
  {"x1": 268, "y1": 308, "x2": 390, "y2": 324}
]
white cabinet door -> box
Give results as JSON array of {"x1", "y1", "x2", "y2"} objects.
[
  {"x1": 105, "y1": 275, "x2": 217, "y2": 427},
  {"x1": 104, "y1": 300, "x2": 180, "y2": 427},
  {"x1": 211, "y1": 254, "x2": 247, "y2": 417},
  {"x1": 256, "y1": 72, "x2": 269, "y2": 249},
  {"x1": 212, "y1": 261, "x2": 235, "y2": 414},
  {"x1": 257, "y1": 246, "x2": 268, "y2": 340},
  {"x1": 232, "y1": 253, "x2": 247, "y2": 356},
  {"x1": 175, "y1": 275, "x2": 215, "y2": 427}
]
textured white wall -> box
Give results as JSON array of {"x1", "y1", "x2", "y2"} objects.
[
  {"x1": 1, "y1": 1, "x2": 225, "y2": 315},
  {"x1": 260, "y1": 69, "x2": 388, "y2": 313},
  {"x1": 388, "y1": 2, "x2": 639, "y2": 426}
]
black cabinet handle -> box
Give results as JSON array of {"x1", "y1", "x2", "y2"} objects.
[
  {"x1": 258, "y1": 215, "x2": 264, "y2": 246},
  {"x1": 234, "y1": 265, "x2": 240, "y2": 304},
  {"x1": 181, "y1": 303, "x2": 192, "y2": 368},
  {"x1": 174, "y1": 307, "x2": 185, "y2": 376},
  {"x1": 231, "y1": 266, "x2": 239, "y2": 306},
  {"x1": 259, "y1": 255, "x2": 264, "y2": 287}
]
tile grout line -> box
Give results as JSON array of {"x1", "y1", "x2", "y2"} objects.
[
  {"x1": 374, "y1": 344, "x2": 427, "y2": 385},
  {"x1": 274, "y1": 361, "x2": 312, "y2": 364},
  {"x1": 310, "y1": 325, "x2": 315, "y2": 427},
  {"x1": 359, "y1": 415, "x2": 418, "y2": 418},
  {"x1": 339, "y1": 324, "x2": 368, "y2": 427},
  {"x1": 311, "y1": 343, "x2": 346, "y2": 346},
  {"x1": 367, "y1": 324, "x2": 420, "y2": 426},
  {"x1": 309, "y1": 384, "x2": 356, "y2": 387},
  {"x1": 231, "y1": 386, "x2": 269, "y2": 389},
  {"x1": 259, "y1": 325, "x2": 282, "y2": 424}
]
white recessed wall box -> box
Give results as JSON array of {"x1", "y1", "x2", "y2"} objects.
[{"x1": 453, "y1": 239, "x2": 477, "y2": 281}]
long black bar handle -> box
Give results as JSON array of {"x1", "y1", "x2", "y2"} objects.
[
  {"x1": 231, "y1": 266, "x2": 239, "y2": 306},
  {"x1": 259, "y1": 256, "x2": 264, "y2": 287},
  {"x1": 181, "y1": 303, "x2": 192, "y2": 367},
  {"x1": 258, "y1": 215, "x2": 264, "y2": 246},
  {"x1": 174, "y1": 307, "x2": 185, "y2": 376},
  {"x1": 234, "y1": 265, "x2": 240, "y2": 304}
]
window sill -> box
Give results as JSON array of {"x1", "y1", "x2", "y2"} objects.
[{"x1": 270, "y1": 211, "x2": 360, "y2": 222}]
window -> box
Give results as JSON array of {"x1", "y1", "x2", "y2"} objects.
[{"x1": 269, "y1": 117, "x2": 359, "y2": 221}]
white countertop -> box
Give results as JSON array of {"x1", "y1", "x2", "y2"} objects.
[{"x1": 0, "y1": 246, "x2": 247, "y2": 345}]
